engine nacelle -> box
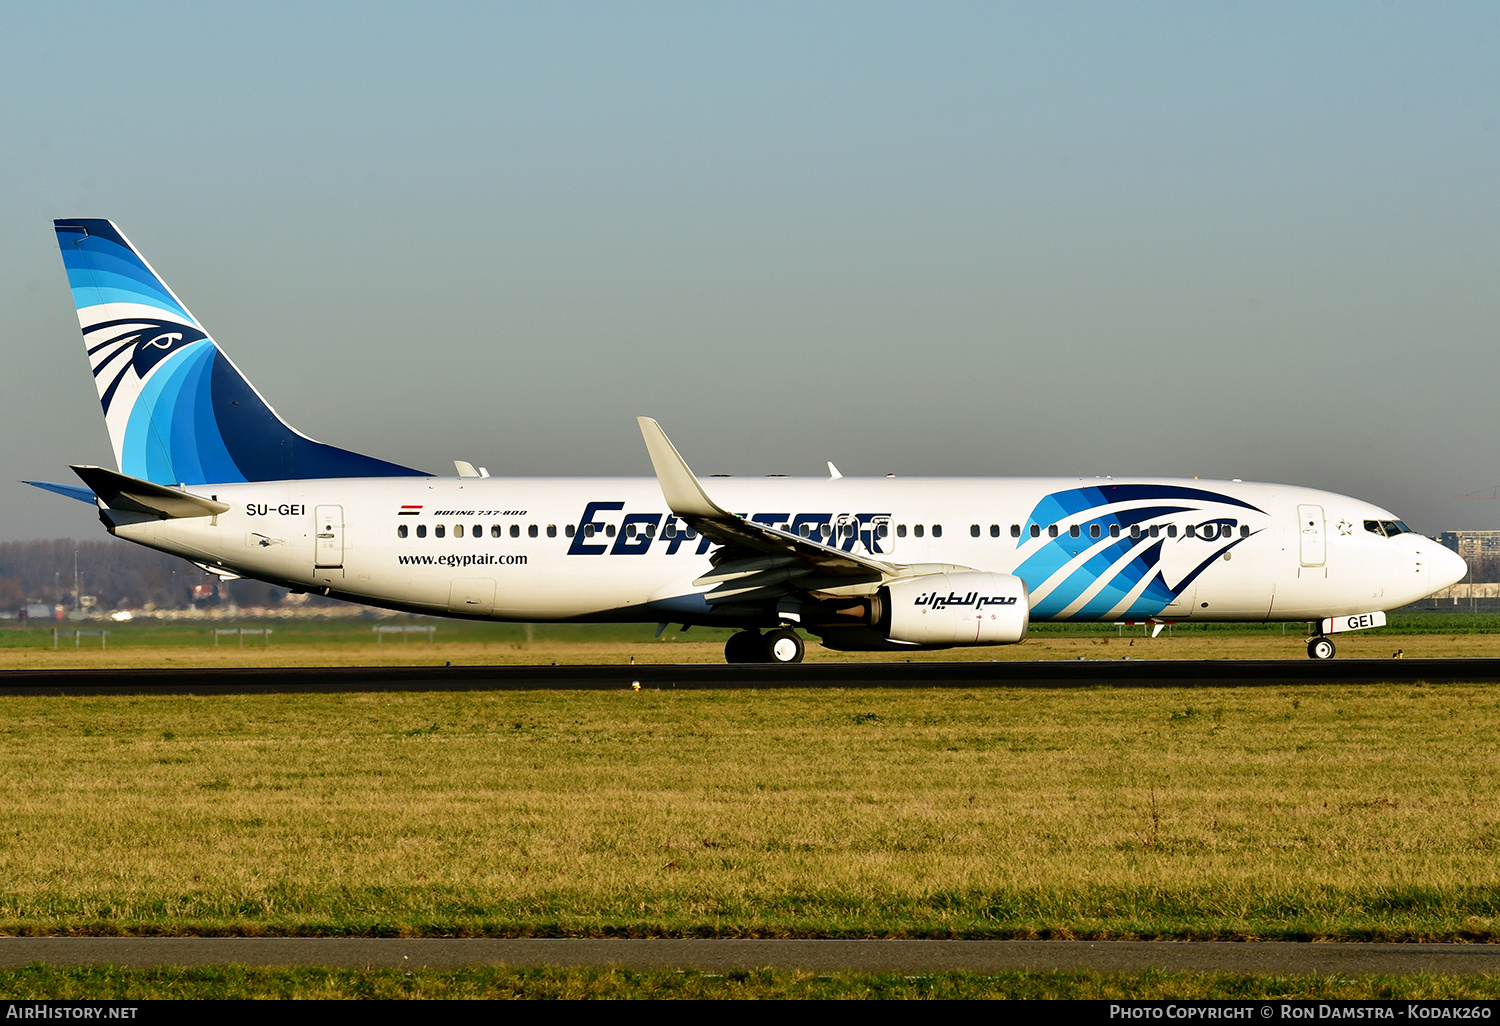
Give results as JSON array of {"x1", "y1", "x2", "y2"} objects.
[{"x1": 880, "y1": 571, "x2": 1030, "y2": 646}]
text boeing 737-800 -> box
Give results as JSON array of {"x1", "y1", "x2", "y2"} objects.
[{"x1": 29, "y1": 219, "x2": 1466, "y2": 663}]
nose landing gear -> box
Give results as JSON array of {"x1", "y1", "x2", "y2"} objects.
[{"x1": 1307, "y1": 636, "x2": 1336, "y2": 660}]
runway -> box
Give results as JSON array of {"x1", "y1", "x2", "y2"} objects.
[
  {"x1": 2, "y1": 658, "x2": 1500, "y2": 694},
  {"x1": 0, "y1": 938, "x2": 1495, "y2": 975}
]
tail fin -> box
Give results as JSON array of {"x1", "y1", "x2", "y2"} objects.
[{"x1": 54, "y1": 219, "x2": 425, "y2": 485}]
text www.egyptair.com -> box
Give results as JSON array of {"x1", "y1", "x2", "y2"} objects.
[{"x1": 396, "y1": 554, "x2": 528, "y2": 567}]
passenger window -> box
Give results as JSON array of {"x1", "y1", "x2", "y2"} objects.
[
  {"x1": 435, "y1": 525, "x2": 445, "y2": 538},
  {"x1": 455, "y1": 524, "x2": 464, "y2": 538},
  {"x1": 1048, "y1": 525, "x2": 1059, "y2": 538},
  {"x1": 1150, "y1": 525, "x2": 1160, "y2": 538},
  {"x1": 1030, "y1": 524, "x2": 1040, "y2": 539},
  {"x1": 1010, "y1": 524, "x2": 1021, "y2": 538},
  {"x1": 878, "y1": 523, "x2": 889, "y2": 538},
  {"x1": 417, "y1": 525, "x2": 426, "y2": 538},
  {"x1": 491, "y1": 524, "x2": 501, "y2": 538},
  {"x1": 990, "y1": 524, "x2": 1000, "y2": 538},
  {"x1": 626, "y1": 523, "x2": 637, "y2": 538},
  {"x1": 585, "y1": 524, "x2": 596, "y2": 537},
  {"x1": 397, "y1": 524, "x2": 408, "y2": 539},
  {"x1": 914, "y1": 524, "x2": 925, "y2": 538},
  {"x1": 933, "y1": 524, "x2": 942, "y2": 538},
  {"x1": 1069, "y1": 525, "x2": 1080, "y2": 538},
  {"x1": 547, "y1": 525, "x2": 557, "y2": 538},
  {"x1": 1130, "y1": 525, "x2": 1141, "y2": 539},
  {"x1": 896, "y1": 524, "x2": 907, "y2": 538},
  {"x1": 606, "y1": 524, "x2": 616, "y2": 537},
  {"x1": 971, "y1": 525, "x2": 980, "y2": 538},
  {"x1": 472, "y1": 524, "x2": 481, "y2": 537},
  {"x1": 685, "y1": 528, "x2": 697, "y2": 540},
  {"x1": 1110, "y1": 524, "x2": 1120, "y2": 538},
  {"x1": 511, "y1": 524, "x2": 521, "y2": 538},
  {"x1": 1167, "y1": 525, "x2": 1177, "y2": 538},
  {"x1": 529, "y1": 525, "x2": 538, "y2": 538},
  {"x1": 1090, "y1": 524, "x2": 1100, "y2": 539},
  {"x1": 566, "y1": 525, "x2": 576, "y2": 537},
  {"x1": 1240, "y1": 525, "x2": 1250, "y2": 538},
  {"x1": 1185, "y1": 525, "x2": 1195, "y2": 538}
]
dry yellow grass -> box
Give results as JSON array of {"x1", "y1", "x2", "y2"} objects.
[
  {"x1": 0, "y1": 685, "x2": 1496, "y2": 938},
  {"x1": 4, "y1": 629, "x2": 1496, "y2": 670}
]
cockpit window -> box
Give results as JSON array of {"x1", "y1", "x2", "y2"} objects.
[{"x1": 1364, "y1": 519, "x2": 1412, "y2": 538}]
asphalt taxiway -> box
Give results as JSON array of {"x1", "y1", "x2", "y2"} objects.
[
  {"x1": 0, "y1": 938, "x2": 1495, "y2": 975},
  {"x1": 2, "y1": 658, "x2": 1500, "y2": 694}
]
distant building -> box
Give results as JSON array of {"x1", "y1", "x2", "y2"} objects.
[{"x1": 1438, "y1": 530, "x2": 1500, "y2": 563}]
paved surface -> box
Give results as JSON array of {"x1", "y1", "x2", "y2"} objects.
[
  {"x1": 2, "y1": 658, "x2": 1498, "y2": 694},
  {"x1": 0, "y1": 939, "x2": 1496, "y2": 975}
]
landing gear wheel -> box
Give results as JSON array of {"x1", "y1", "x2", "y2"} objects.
[
  {"x1": 764, "y1": 628, "x2": 805, "y2": 664},
  {"x1": 1307, "y1": 637, "x2": 1336, "y2": 660},
  {"x1": 724, "y1": 630, "x2": 763, "y2": 664}
]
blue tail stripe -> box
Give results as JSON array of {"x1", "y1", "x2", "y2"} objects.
[
  {"x1": 188, "y1": 353, "x2": 244, "y2": 484},
  {"x1": 59, "y1": 228, "x2": 191, "y2": 319}
]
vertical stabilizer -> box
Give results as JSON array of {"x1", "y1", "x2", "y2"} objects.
[{"x1": 54, "y1": 219, "x2": 425, "y2": 485}]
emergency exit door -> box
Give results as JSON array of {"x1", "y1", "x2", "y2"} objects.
[{"x1": 315, "y1": 505, "x2": 344, "y2": 568}]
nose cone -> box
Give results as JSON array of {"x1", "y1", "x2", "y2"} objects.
[{"x1": 1431, "y1": 542, "x2": 1469, "y2": 591}]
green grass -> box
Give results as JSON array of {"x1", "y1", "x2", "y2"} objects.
[
  {"x1": 0, "y1": 687, "x2": 1497, "y2": 940},
  {"x1": 3, "y1": 965, "x2": 1500, "y2": 999}
]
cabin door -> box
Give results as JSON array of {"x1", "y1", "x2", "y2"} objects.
[{"x1": 1297, "y1": 505, "x2": 1326, "y2": 567}]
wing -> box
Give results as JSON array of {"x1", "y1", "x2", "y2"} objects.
[{"x1": 638, "y1": 417, "x2": 921, "y2": 605}]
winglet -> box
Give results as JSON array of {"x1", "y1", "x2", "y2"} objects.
[{"x1": 637, "y1": 417, "x2": 729, "y2": 519}]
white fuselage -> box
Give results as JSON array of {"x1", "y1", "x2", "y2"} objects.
[{"x1": 105, "y1": 474, "x2": 1463, "y2": 626}]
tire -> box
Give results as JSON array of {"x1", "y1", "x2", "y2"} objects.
[
  {"x1": 764, "y1": 628, "x2": 805, "y2": 664},
  {"x1": 724, "y1": 630, "x2": 762, "y2": 664},
  {"x1": 1307, "y1": 637, "x2": 1336, "y2": 660}
]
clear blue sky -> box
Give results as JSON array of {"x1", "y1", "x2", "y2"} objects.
[{"x1": 3, "y1": 2, "x2": 1499, "y2": 539}]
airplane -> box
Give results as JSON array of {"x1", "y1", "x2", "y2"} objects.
[{"x1": 28, "y1": 218, "x2": 1468, "y2": 663}]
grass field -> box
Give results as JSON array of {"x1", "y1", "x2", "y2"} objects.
[
  {"x1": 4, "y1": 614, "x2": 1499, "y2": 999},
  {"x1": 0, "y1": 684, "x2": 1497, "y2": 942},
  {"x1": 4, "y1": 965, "x2": 1500, "y2": 1000},
  {"x1": 7, "y1": 610, "x2": 1500, "y2": 668}
]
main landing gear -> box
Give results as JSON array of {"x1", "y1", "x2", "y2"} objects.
[
  {"x1": 725, "y1": 628, "x2": 806, "y2": 664},
  {"x1": 1307, "y1": 636, "x2": 1336, "y2": 660}
]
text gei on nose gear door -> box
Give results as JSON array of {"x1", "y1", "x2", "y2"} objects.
[{"x1": 315, "y1": 505, "x2": 344, "y2": 569}]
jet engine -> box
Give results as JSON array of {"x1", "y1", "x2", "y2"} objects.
[
  {"x1": 812, "y1": 571, "x2": 1030, "y2": 649},
  {"x1": 879, "y1": 571, "x2": 1030, "y2": 645}
]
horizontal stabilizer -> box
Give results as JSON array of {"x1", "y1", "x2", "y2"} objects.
[
  {"x1": 70, "y1": 465, "x2": 230, "y2": 519},
  {"x1": 23, "y1": 480, "x2": 99, "y2": 504}
]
